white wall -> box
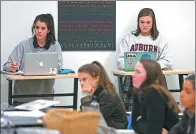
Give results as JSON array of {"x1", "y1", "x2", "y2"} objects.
[
  {"x1": 1, "y1": 1, "x2": 195, "y2": 108},
  {"x1": 116, "y1": 1, "x2": 195, "y2": 102}
]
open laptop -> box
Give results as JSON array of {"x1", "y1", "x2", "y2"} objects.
[
  {"x1": 124, "y1": 52, "x2": 157, "y2": 71},
  {"x1": 23, "y1": 52, "x2": 58, "y2": 76}
]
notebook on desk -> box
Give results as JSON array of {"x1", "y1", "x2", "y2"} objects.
[
  {"x1": 2, "y1": 116, "x2": 43, "y2": 128},
  {"x1": 23, "y1": 52, "x2": 58, "y2": 76},
  {"x1": 124, "y1": 52, "x2": 157, "y2": 71}
]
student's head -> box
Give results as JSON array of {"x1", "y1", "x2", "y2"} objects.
[
  {"x1": 132, "y1": 59, "x2": 166, "y2": 89},
  {"x1": 31, "y1": 13, "x2": 56, "y2": 44},
  {"x1": 78, "y1": 61, "x2": 117, "y2": 95},
  {"x1": 133, "y1": 8, "x2": 159, "y2": 40},
  {"x1": 180, "y1": 74, "x2": 195, "y2": 112},
  {"x1": 132, "y1": 59, "x2": 179, "y2": 112}
]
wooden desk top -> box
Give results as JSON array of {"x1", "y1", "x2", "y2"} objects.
[
  {"x1": 5, "y1": 74, "x2": 78, "y2": 80},
  {"x1": 112, "y1": 69, "x2": 194, "y2": 76}
]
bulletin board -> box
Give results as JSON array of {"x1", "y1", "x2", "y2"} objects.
[{"x1": 58, "y1": 1, "x2": 116, "y2": 51}]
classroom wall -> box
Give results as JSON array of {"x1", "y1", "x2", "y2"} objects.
[{"x1": 1, "y1": 1, "x2": 195, "y2": 109}]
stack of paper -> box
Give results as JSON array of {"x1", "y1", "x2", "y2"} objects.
[
  {"x1": 3, "y1": 110, "x2": 45, "y2": 118},
  {"x1": 15, "y1": 99, "x2": 60, "y2": 111}
]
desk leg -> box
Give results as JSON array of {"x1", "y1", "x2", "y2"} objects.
[
  {"x1": 117, "y1": 76, "x2": 133, "y2": 111},
  {"x1": 8, "y1": 80, "x2": 13, "y2": 105},
  {"x1": 127, "y1": 76, "x2": 133, "y2": 97},
  {"x1": 178, "y1": 74, "x2": 185, "y2": 92},
  {"x1": 117, "y1": 76, "x2": 124, "y2": 101},
  {"x1": 73, "y1": 78, "x2": 78, "y2": 110}
]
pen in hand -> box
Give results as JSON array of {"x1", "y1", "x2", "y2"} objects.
[
  {"x1": 9, "y1": 57, "x2": 14, "y2": 64},
  {"x1": 9, "y1": 57, "x2": 19, "y2": 72}
]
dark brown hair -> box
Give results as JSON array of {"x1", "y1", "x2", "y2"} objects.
[
  {"x1": 78, "y1": 61, "x2": 117, "y2": 95},
  {"x1": 185, "y1": 74, "x2": 195, "y2": 91},
  {"x1": 133, "y1": 8, "x2": 159, "y2": 40},
  {"x1": 136, "y1": 59, "x2": 179, "y2": 113},
  {"x1": 32, "y1": 13, "x2": 56, "y2": 46}
]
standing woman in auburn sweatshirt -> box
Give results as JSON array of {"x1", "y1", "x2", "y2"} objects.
[{"x1": 117, "y1": 8, "x2": 172, "y2": 70}]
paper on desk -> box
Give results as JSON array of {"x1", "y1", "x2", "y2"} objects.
[
  {"x1": 15, "y1": 99, "x2": 60, "y2": 111},
  {"x1": 126, "y1": 111, "x2": 132, "y2": 115},
  {"x1": 1, "y1": 70, "x2": 24, "y2": 75},
  {"x1": 3, "y1": 110, "x2": 45, "y2": 117},
  {"x1": 115, "y1": 129, "x2": 135, "y2": 134}
]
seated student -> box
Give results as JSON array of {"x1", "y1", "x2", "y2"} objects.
[
  {"x1": 131, "y1": 59, "x2": 179, "y2": 134},
  {"x1": 78, "y1": 61, "x2": 127, "y2": 129},
  {"x1": 168, "y1": 74, "x2": 195, "y2": 134},
  {"x1": 3, "y1": 13, "x2": 63, "y2": 105}
]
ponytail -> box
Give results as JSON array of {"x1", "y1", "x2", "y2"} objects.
[{"x1": 92, "y1": 61, "x2": 117, "y2": 95}]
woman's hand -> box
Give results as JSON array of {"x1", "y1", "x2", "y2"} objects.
[
  {"x1": 82, "y1": 78, "x2": 94, "y2": 94},
  {"x1": 10, "y1": 62, "x2": 19, "y2": 72},
  {"x1": 162, "y1": 128, "x2": 168, "y2": 134}
]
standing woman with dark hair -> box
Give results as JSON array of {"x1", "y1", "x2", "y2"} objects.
[
  {"x1": 3, "y1": 13, "x2": 63, "y2": 105},
  {"x1": 78, "y1": 61, "x2": 127, "y2": 129}
]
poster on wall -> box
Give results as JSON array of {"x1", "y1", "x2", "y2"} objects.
[{"x1": 58, "y1": 1, "x2": 116, "y2": 51}]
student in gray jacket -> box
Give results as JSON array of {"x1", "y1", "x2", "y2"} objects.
[{"x1": 3, "y1": 13, "x2": 63, "y2": 105}]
